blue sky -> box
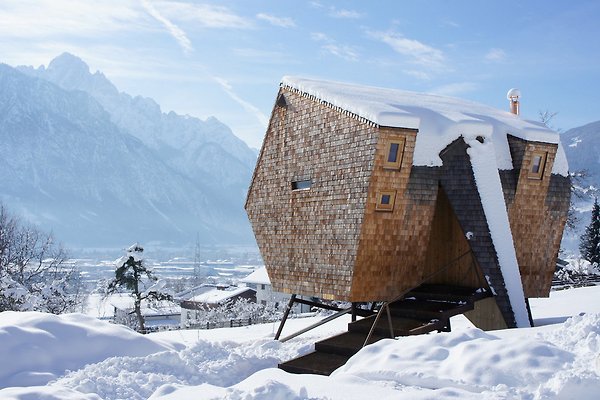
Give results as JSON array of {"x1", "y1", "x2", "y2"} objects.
[{"x1": 1, "y1": 0, "x2": 598, "y2": 148}]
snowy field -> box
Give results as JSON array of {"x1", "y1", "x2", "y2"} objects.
[{"x1": 1, "y1": 286, "x2": 600, "y2": 399}]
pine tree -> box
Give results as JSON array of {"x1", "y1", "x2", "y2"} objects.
[
  {"x1": 106, "y1": 243, "x2": 172, "y2": 332},
  {"x1": 579, "y1": 198, "x2": 600, "y2": 270}
]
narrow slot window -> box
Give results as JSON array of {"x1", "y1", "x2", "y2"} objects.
[
  {"x1": 383, "y1": 137, "x2": 405, "y2": 170},
  {"x1": 528, "y1": 151, "x2": 547, "y2": 179},
  {"x1": 376, "y1": 190, "x2": 396, "y2": 211},
  {"x1": 291, "y1": 179, "x2": 312, "y2": 190}
]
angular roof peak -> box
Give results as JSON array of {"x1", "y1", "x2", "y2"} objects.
[{"x1": 281, "y1": 76, "x2": 568, "y2": 175}]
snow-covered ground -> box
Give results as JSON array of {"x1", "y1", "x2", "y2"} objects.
[{"x1": 1, "y1": 286, "x2": 600, "y2": 399}]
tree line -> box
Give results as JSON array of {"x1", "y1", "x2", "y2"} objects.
[{"x1": 0, "y1": 204, "x2": 84, "y2": 313}]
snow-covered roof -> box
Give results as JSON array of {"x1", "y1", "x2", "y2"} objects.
[
  {"x1": 281, "y1": 76, "x2": 568, "y2": 176},
  {"x1": 187, "y1": 286, "x2": 254, "y2": 305},
  {"x1": 240, "y1": 266, "x2": 270, "y2": 285}
]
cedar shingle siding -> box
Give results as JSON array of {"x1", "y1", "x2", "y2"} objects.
[{"x1": 246, "y1": 82, "x2": 570, "y2": 330}]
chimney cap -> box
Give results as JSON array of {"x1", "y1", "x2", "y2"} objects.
[{"x1": 506, "y1": 88, "x2": 521, "y2": 100}]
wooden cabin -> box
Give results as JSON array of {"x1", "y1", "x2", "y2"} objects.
[{"x1": 245, "y1": 77, "x2": 570, "y2": 330}]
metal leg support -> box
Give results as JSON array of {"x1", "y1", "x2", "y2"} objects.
[{"x1": 274, "y1": 294, "x2": 296, "y2": 340}]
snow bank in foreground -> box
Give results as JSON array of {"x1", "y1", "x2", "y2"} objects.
[
  {"x1": 2, "y1": 288, "x2": 600, "y2": 399},
  {"x1": 52, "y1": 339, "x2": 305, "y2": 400},
  {"x1": 535, "y1": 313, "x2": 600, "y2": 398},
  {"x1": 0, "y1": 385, "x2": 101, "y2": 400},
  {"x1": 148, "y1": 368, "x2": 483, "y2": 400},
  {"x1": 335, "y1": 328, "x2": 571, "y2": 394},
  {"x1": 0, "y1": 312, "x2": 177, "y2": 388},
  {"x1": 151, "y1": 314, "x2": 600, "y2": 400}
]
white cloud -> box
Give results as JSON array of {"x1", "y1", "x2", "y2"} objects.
[
  {"x1": 367, "y1": 30, "x2": 444, "y2": 69},
  {"x1": 443, "y1": 20, "x2": 460, "y2": 28},
  {"x1": 403, "y1": 70, "x2": 432, "y2": 81},
  {"x1": 0, "y1": 0, "x2": 144, "y2": 38},
  {"x1": 485, "y1": 48, "x2": 507, "y2": 62},
  {"x1": 310, "y1": 32, "x2": 358, "y2": 61},
  {"x1": 141, "y1": 0, "x2": 192, "y2": 55},
  {"x1": 430, "y1": 82, "x2": 479, "y2": 97},
  {"x1": 256, "y1": 13, "x2": 295, "y2": 28},
  {"x1": 309, "y1": 2, "x2": 362, "y2": 19},
  {"x1": 330, "y1": 8, "x2": 362, "y2": 19},
  {"x1": 212, "y1": 77, "x2": 269, "y2": 127},
  {"x1": 232, "y1": 48, "x2": 296, "y2": 65},
  {"x1": 153, "y1": 1, "x2": 253, "y2": 29},
  {"x1": 310, "y1": 32, "x2": 330, "y2": 42},
  {"x1": 322, "y1": 44, "x2": 359, "y2": 61}
]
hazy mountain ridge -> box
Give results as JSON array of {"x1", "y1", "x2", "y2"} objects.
[
  {"x1": 560, "y1": 121, "x2": 600, "y2": 252},
  {"x1": 0, "y1": 59, "x2": 255, "y2": 248},
  {"x1": 17, "y1": 53, "x2": 256, "y2": 191},
  {"x1": 562, "y1": 120, "x2": 600, "y2": 177}
]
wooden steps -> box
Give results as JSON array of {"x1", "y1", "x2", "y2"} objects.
[{"x1": 278, "y1": 284, "x2": 491, "y2": 376}]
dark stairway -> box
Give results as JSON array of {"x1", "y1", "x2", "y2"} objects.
[{"x1": 278, "y1": 284, "x2": 491, "y2": 375}]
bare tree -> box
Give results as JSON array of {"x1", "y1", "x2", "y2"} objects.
[
  {"x1": 538, "y1": 110, "x2": 561, "y2": 132},
  {"x1": 0, "y1": 203, "x2": 83, "y2": 313}
]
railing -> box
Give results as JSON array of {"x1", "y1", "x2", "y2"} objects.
[
  {"x1": 186, "y1": 316, "x2": 281, "y2": 331},
  {"x1": 362, "y1": 249, "x2": 487, "y2": 348},
  {"x1": 278, "y1": 306, "x2": 353, "y2": 343}
]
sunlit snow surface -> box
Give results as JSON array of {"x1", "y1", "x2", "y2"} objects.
[
  {"x1": 1, "y1": 286, "x2": 600, "y2": 399},
  {"x1": 281, "y1": 76, "x2": 569, "y2": 176}
]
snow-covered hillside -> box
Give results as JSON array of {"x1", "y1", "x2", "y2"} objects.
[
  {"x1": 1, "y1": 286, "x2": 599, "y2": 399},
  {"x1": 560, "y1": 121, "x2": 600, "y2": 253}
]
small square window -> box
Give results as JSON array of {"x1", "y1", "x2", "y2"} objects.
[
  {"x1": 292, "y1": 179, "x2": 312, "y2": 190},
  {"x1": 528, "y1": 152, "x2": 547, "y2": 179},
  {"x1": 383, "y1": 137, "x2": 405, "y2": 170},
  {"x1": 376, "y1": 190, "x2": 396, "y2": 211}
]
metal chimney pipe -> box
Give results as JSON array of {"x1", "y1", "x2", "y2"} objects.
[{"x1": 507, "y1": 88, "x2": 521, "y2": 115}]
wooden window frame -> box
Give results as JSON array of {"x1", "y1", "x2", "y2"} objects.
[
  {"x1": 528, "y1": 151, "x2": 547, "y2": 180},
  {"x1": 376, "y1": 190, "x2": 396, "y2": 212},
  {"x1": 383, "y1": 136, "x2": 405, "y2": 170}
]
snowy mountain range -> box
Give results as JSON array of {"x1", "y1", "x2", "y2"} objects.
[
  {"x1": 560, "y1": 121, "x2": 600, "y2": 251},
  {"x1": 0, "y1": 53, "x2": 256, "y2": 248},
  {"x1": 562, "y1": 120, "x2": 600, "y2": 179}
]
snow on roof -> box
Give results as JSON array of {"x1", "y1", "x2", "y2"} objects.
[
  {"x1": 466, "y1": 138, "x2": 530, "y2": 327},
  {"x1": 240, "y1": 266, "x2": 271, "y2": 285},
  {"x1": 188, "y1": 286, "x2": 254, "y2": 305},
  {"x1": 281, "y1": 76, "x2": 568, "y2": 176}
]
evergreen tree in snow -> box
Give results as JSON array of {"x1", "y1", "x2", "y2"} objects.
[
  {"x1": 579, "y1": 198, "x2": 600, "y2": 270},
  {"x1": 106, "y1": 244, "x2": 172, "y2": 333}
]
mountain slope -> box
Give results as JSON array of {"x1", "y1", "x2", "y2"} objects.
[
  {"x1": 18, "y1": 53, "x2": 256, "y2": 192},
  {"x1": 560, "y1": 121, "x2": 600, "y2": 252},
  {"x1": 562, "y1": 120, "x2": 600, "y2": 176},
  {"x1": 0, "y1": 63, "x2": 253, "y2": 247}
]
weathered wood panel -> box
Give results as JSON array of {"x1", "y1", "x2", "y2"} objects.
[
  {"x1": 422, "y1": 188, "x2": 483, "y2": 289},
  {"x1": 504, "y1": 137, "x2": 569, "y2": 298},
  {"x1": 351, "y1": 128, "x2": 440, "y2": 301},
  {"x1": 464, "y1": 297, "x2": 509, "y2": 331},
  {"x1": 246, "y1": 88, "x2": 378, "y2": 300}
]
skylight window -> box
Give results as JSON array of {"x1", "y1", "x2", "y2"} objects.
[
  {"x1": 528, "y1": 151, "x2": 547, "y2": 180},
  {"x1": 383, "y1": 137, "x2": 405, "y2": 170}
]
